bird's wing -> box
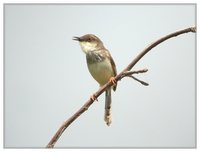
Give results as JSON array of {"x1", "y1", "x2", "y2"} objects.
[{"x1": 105, "y1": 49, "x2": 117, "y2": 91}]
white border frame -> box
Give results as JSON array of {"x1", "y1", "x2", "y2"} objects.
[{"x1": 1, "y1": 1, "x2": 198, "y2": 151}]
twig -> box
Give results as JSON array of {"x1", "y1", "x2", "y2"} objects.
[
  {"x1": 46, "y1": 26, "x2": 196, "y2": 148},
  {"x1": 120, "y1": 68, "x2": 148, "y2": 79},
  {"x1": 128, "y1": 75, "x2": 149, "y2": 86}
]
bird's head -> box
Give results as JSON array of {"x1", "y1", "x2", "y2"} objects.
[{"x1": 73, "y1": 34, "x2": 103, "y2": 53}]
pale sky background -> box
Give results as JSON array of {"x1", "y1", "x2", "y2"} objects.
[{"x1": 4, "y1": 4, "x2": 196, "y2": 148}]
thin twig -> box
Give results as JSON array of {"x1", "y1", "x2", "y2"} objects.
[
  {"x1": 46, "y1": 26, "x2": 196, "y2": 148},
  {"x1": 120, "y1": 68, "x2": 148, "y2": 79},
  {"x1": 128, "y1": 75, "x2": 149, "y2": 86}
]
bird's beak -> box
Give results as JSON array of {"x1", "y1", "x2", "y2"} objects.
[{"x1": 73, "y1": 36, "x2": 80, "y2": 41}]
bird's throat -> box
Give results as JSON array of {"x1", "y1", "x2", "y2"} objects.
[{"x1": 80, "y1": 41, "x2": 97, "y2": 53}]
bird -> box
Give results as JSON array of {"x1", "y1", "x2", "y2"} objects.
[{"x1": 73, "y1": 34, "x2": 117, "y2": 126}]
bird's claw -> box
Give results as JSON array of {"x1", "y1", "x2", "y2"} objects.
[
  {"x1": 109, "y1": 77, "x2": 117, "y2": 86},
  {"x1": 90, "y1": 94, "x2": 98, "y2": 101}
]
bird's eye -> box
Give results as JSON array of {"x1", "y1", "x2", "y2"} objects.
[{"x1": 88, "y1": 38, "x2": 92, "y2": 42}]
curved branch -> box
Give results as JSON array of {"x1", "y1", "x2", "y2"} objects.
[{"x1": 46, "y1": 26, "x2": 196, "y2": 148}]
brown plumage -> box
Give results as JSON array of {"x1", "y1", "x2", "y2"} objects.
[{"x1": 73, "y1": 34, "x2": 117, "y2": 126}]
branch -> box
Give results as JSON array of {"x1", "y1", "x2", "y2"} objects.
[
  {"x1": 120, "y1": 68, "x2": 149, "y2": 86},
  {"x1": 120, "y1": 68, "x2": 148, "y2": 79},
  {"x1": 128, "y1": 75, "x2": 149, "y2": 86},
  {"x1": 46, "y1": 26, "x2": 196, "y2": 148}
]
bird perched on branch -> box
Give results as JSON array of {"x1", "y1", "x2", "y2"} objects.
[{"x1": 73, "y1": 34, "x2": 117, "y2": 126}]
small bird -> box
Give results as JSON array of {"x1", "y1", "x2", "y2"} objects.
[{"x1": 73, "y1": 34, "x2": 117, "y2": 126}]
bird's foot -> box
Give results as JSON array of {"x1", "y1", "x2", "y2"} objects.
[
  {"x1": 90, "y1": 94, "x2": 98, "y2": 102},
  {"x1": 109, "y1": 77, "x2": 117, "y2": 86}
]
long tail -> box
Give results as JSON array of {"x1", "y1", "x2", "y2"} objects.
[{"x1": 104, "y1": 88, "x2": 112, "y2": 126}]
